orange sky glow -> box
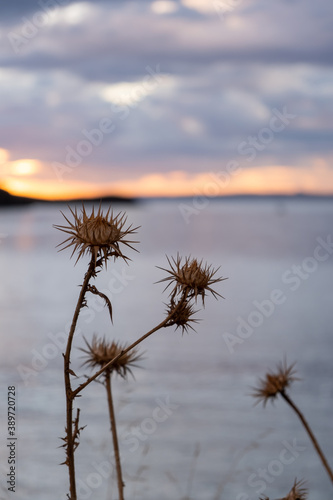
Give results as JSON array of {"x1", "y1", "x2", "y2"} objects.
[{"x1": 1, "y1": 148, "x2": 332, "y2": 200}]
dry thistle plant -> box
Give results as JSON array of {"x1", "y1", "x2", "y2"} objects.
[
  {"x1": 80, "y1": 335, "x2": 143, "y2": 500},
  {"x1": 165, "y1": 298, "x2": 199, "y2": 334},
  {"x1": 253, "y1": 360, "x2": 333, "y2": 485},
  {"x1": 54, "y1": 205, "x2": 139, "y2": 500},
  {"x1": 157, "y1": 253, "x2": 225, "y2": 305},
  {"x1": 252, "y1": 360, "x2": 299, "y2": 407},
  {"x1": 55, "y1": 205, "x2": 139, "y2": 264},
  {"x1": 260, "y1": 478, "x2": 308, "y2": 500},
  {"x1": 54, "y1": 204, "x2": 225, "y2": 500}
]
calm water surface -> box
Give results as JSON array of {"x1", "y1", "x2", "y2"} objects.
[{"x1": 0, "y1": 198, "x2": 332, "y2": 500}]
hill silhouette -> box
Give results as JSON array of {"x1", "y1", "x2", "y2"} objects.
[{"x1": 0, "y1": 189, "x2": 136, "y2": 207}]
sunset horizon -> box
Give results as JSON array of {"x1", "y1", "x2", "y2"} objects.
[
  {"x1": 1, "y1": 148, "x2": 333, "y2": 202},
  {"x1": 1, "y1": 2, "x2": 333, "y2": 500},
  {"x1": 1, "y1": 1, "x2": 332, "y2": 202},
  {"x1": 2, "y1": 172, "x2": 333, "y2": 201}
]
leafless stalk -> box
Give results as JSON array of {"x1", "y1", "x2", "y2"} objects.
[
  {"x1": 55, "y1": 205, "x2": 225, "y2": 499},
  {"x1": 80, "y1": 336, "x2": 143, "y2": 500},
  {"x1": 281, "y1": 391, "x2": 333, "y2": 484},
  {"x1": 105, "y1": 374, "x2": 124, "y2": 500},
  {"x1": 253, "y1": 360, "x2": 333, "y2": 485}
]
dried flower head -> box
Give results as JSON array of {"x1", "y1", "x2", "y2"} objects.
[
  {"x1": 259, "y1": 478, "x2": 307, "y2": 500},
  {"x1": 54, "y1": 205, "x2": 139, "y2": 264},
  {"x1": 253, "y1": 360, "x2": 299, "y2": 407},
  {"x1": 284, "y1": 479, "x2": 308, "y2": 500},
  {"x1": 166, "y1": 299, "x2": 199, "y2": 334},
  {"x1": 158, "y1": 254, "x2": 225, "y2": 305},
  {"x1": 80, "y1": 335, "x2": 143, "y2": 379}
]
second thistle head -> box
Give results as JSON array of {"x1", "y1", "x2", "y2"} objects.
[{"x1": 157, "y1": 254, "x2": 226, "y2": 305}]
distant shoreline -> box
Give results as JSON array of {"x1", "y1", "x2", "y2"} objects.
[
  {"x1": 0, "y1": 188, "x2": 332, "y2": 208},
  {"x1": 0, "y1": 189, "x2": 137, "y2": 207}
]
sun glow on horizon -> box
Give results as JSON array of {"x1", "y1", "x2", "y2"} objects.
[
  {"x1": 1, "y1": 176, "x2": 105, "y2": 201},
  {"x1": 9, "y1": 159, "x2": 41, "y2": 176},
  {"x1": 1, "y1": 146, "x2": 332, "y2": 200},
  {"x1": 108, "y1": 164, "x2": 333, "y2": 198},
  {"x1": 1, "y1": 157, "x2": 41, "y2": 176},
  {"x1": 1, "y1": 159, "x2": 333, "y2": 201}
]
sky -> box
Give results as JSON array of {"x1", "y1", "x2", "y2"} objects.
[{"x1": 0, "y1": 0, "x2": 333, "y2": 199}]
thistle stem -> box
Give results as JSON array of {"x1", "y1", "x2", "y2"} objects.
[
  {"x1": 64, "y1": 255, "x2": 96, "y2": 500},
  {"x1": 74, "y1": 317, "x2": 168, "y2": 396},
  {"x1": 105, "y1": 373, "x2": 124, "y2": 500},
  {"x1": 74, "y1": 291, "x2": 189, "y2": 397},
  {"x1": 281, "y1": 391, "x2": 333, "y2": 484}
]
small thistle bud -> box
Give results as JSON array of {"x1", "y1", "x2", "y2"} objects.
[
  {"x1": 259, "y1": 478, "x2": 307, "y2": 500},
  {"x1": 54, "y1": 204, "x2": 139, "y2": 264},
  {"x1": 166, "y1": 299, "x2": 199, "y2": 334},
  {"x1": 80, "y1": 335, "x2": 143, "y2": 379},
  {"x1": 252, "y1": 360, "x2": 299, "y2": 407},
  {"x1": 157, "y1": 254, "x2": 226, "y2": 305},
  {"x1": 284, "y1": 479, "x2": 308, "y2": 500}
]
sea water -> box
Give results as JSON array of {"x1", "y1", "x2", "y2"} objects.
[{"x1": 0, "y1": 198, "x2": 332, "y2": 499}]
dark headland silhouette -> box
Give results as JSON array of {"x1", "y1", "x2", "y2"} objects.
[
  {"x1": 0, "y1": 188, "x2": 332, "y2": 208},
  {"x1": 0, "y1": 188, "x2": 136, "y2": 207}
]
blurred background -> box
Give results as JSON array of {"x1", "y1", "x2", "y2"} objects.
[
  {"x1": 0, "y1": 0, "x2": 333, "y2": 499},
  {"x1": 0, "y1": 0, "x2": 333, "y2": 199},
  {"x1": 0, "y1": 199, "x2": 333, "y2": 499}
]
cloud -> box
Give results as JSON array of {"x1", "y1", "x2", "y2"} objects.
[
  {"x1": 0, "y1": 0, "x2": 332, "y2": 197},
  {"x1": 0, "y1": 60, "x2": 332, "y2": 179},
  {"x1": 1, "y1": 0, "x2": 333, "y2": 76}
]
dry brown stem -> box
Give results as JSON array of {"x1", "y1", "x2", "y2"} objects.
[
  {"x1": 63, "y1": 255, "x2": 96, "y2": 499},
  {"x1": 74, "y1": 290, "x2": 188, "y2": 397},
  {"x1": 55, "y1": 206, "x2": 225, "y2": 500},
  {"x1": 105, "y1": 374, "x2": 124, "y2": 500},
  {"x1": 254, "y1": 361, "x2": 333, "y2": 487},
  {"x1": 281, "y1": 390, "x2": 333, "y2": 485}
]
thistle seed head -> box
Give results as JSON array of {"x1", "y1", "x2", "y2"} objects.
[
  {"x1": 252, "y1": 360, "x2": 299, "y2": 407},
  {"x1": 80, "y1": 334, "x2": 143, "y2": 379},
  {"x1": 166, "y1": 299, "x2": 200, "y2": 334},
  {"x1": 54, "y1": 204, "x2": 139, "y2": 264},
  {"x1": 284, "y1": 479, "x2": 307, "y2": 500},
  {"x1": 157, "y1": 254, "x2": 226, "y2": 305},
  {"x1": 259, "y1": 478, "x2": 307, "y2": 500}
]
